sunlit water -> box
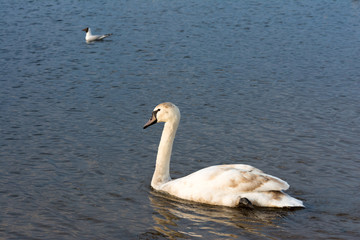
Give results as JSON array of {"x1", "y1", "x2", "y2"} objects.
[{"x1": 1, "y1": 0, "x2": 360, "y2": 239}]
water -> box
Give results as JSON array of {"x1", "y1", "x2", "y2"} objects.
[{"x1": 1, "y1": 0, "x2": 360, "y2": 239}]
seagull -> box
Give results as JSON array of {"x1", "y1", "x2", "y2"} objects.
[{"x1": 82, "y1": 27, "x2": 112, "y2": 42}]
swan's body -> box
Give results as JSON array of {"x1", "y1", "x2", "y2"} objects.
[
  {"x1": 82, "y1": 27, "x2": 112, "y2": 42},
  {"x1": 143, "y1": 102, "x2": 304, "y2": 208}
]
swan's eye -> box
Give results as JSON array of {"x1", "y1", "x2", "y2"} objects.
[{"x1": 152, "y1": 109, "x2": 161, "y2": 118}]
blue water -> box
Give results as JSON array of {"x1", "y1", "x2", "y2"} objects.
[{"x1": 1, "y1": 0, "x2": 360, "y2": 239}]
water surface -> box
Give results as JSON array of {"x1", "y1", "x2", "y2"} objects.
[{"x1": 1, "y1": 0, "x2": 360, "y2": 239}]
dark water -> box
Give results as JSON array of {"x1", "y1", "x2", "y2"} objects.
[{"x1": 1, "y1": 0, "x2": 360, "y2": 239}]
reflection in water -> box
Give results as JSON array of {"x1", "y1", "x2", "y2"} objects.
[{"x1": 148, "y1": 190, "x2": 295, "y2": 239}]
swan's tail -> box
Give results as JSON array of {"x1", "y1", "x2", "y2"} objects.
[{"x1": 240, "y1": 191, "x2": 304, "y2": 208}]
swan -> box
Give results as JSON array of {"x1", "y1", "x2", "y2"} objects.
[{"x1": 143, "y1": 102, "x2": 304, "y2": 208}]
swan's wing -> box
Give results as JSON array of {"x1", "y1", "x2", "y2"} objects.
[
  {"x1": 164, "y1": 164, "x2": 289, "y2": 193},
  {"x1": 160, "y1": 164, "x2": 294, "y2": 207},
  {"x1": 215, "y1": 164, "x2": 265, "y2": 174},
  {"x1": 210, "y1": 165, "x2": 289, "y2": 192}
]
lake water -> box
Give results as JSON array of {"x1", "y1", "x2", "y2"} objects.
[{"x1": 1, "y1": 0, "x2": 360, "y2": 239}]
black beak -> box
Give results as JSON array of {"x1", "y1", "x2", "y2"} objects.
[{"x1": 143, "y1": 110, "x2": 158, "y2": 129}]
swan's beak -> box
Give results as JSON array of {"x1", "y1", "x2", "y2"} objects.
[{"x1": 143, "y1": 111, "x2": 158, "y2": 129}]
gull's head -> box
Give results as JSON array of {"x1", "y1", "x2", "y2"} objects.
[
  {"x1": 143, "y1": 102, "x2": 180, "y2": 129},
  {"x1": 82, "y1": 27, "x2": 89, "y2": 33}
]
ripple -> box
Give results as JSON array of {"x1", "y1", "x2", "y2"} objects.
[{"x1": 1, "y1": 0, "x2": 360, "y2": 239}]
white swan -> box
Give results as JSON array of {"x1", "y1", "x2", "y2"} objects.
[{"x1": 143, "y1": 102, "x2": 304, "y2": 208}]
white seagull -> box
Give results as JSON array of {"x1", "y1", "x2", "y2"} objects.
[
  {"x1": 82, "y1": 27, "x2": 112, "y2": 42},
  {"x1": 143, "y1": 102, "x2": 304, "y2": 208}
]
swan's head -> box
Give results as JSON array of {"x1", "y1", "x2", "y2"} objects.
[{"x1": 143, "y1": 102, "x2": 180, "y2": 129}]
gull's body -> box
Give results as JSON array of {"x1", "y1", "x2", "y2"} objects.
[
  {"x1": 143, "y1": 102, "x2": 304, "y2": 208},
  {"x1": 82, "y1": 27, "x2": 112, "y2": 42}
]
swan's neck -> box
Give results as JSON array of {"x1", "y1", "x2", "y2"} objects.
[{"x1": 151, "y1": 120, "x2": 179, "y2": 189}]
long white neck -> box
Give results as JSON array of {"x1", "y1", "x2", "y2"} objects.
[{"x1": 151, "y1": 119, "x2": 179, "y2": 189}]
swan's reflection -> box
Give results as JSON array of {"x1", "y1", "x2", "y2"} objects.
[{"x1": 148, "y1": 190, "x2": 296, "y2": 239}]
